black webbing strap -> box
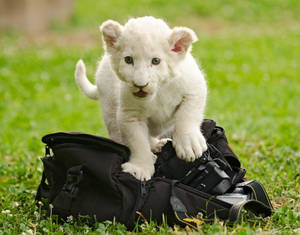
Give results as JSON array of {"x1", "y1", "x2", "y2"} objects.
[
  {"x1": 238, "y1": 180, "x2": 273, "y2": 210},
  {"x1": 228, "y1": 199, "x2": 272, "y2": 224},
  {"x1": 170, "y1": 179, "x2": 273, "y2": 226},
  {"x1": 228, "y1": 180, "x2": 273, "y2": 224}
]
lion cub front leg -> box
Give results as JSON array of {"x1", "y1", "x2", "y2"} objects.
[
  {"x1": 172, "y1": 96, "x2": 207, "y2": 162},
  {"x1": 120, "y1": 119, "x2": 156, "y2": 181}
]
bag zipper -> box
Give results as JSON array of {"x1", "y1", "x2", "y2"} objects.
[{"x1": 129, "y1": 180, "x2": 150, "y2": 224}]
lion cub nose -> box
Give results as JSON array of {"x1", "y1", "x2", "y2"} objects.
[{"x1": 133, "y1": 82, "x2": 149, "y2": 89}]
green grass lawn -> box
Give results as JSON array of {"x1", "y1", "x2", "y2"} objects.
[{"x1": 0, "y1": 0, "x2": 299, "y2": 234}]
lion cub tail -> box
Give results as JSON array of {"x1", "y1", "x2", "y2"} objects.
[{"x1": 75, "y1": 60, "x2": 99, "y2": 100}]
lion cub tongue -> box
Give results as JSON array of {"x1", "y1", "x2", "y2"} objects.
[{"x1": 133, "y1": 90, "x2": 151, "y2": 98}]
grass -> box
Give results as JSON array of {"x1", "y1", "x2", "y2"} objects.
[{"x1": 0, "y1": 0, "x2": 299, "y2": 234}]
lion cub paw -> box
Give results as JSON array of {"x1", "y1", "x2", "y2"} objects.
[
  {"x1": 122, "y1": 161, "x2": 154, "y2": 181},
  {"x1": 173, "y1": 130, "x2": 207, "y2": 162}
]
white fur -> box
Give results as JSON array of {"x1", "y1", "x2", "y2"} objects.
[
  {"x1": 75, "y1": 16, "x2": 207, "y2": 181},
  {"x1": 75, "y1": 60, "x2": 98, "y2": 100}
]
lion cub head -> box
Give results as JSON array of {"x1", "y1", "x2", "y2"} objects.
[{"x1": 100, "y1": 16, "x2": 197, "y2": 99}]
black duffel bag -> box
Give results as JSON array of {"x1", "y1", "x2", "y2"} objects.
[{"x1": 35, "y1": 119, "x2": 273, "y2": 228}]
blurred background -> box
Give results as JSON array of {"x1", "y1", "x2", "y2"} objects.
[
  {"x1": 0, "y1": 0, "x2": 74, "y2": 33},
  {"x1": 0, "y1": 0, "x2": 299, "y2": 164},
  {"x1": 1, "y1": 0, "x2": 299, "y2": 141},
  {"x1": 0, "y1": 0, "x2": 299, "y2": 233},
  {"x1": 1, "y1": 0, "x2": 299, "y2": 32},
  {"x1": 0, "y1": 0, "x2": 299, "y2": 157}
]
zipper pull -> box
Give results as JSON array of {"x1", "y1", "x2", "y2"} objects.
[{"x1": 141, "y1": 181, "x2": 147, "y2": 197}]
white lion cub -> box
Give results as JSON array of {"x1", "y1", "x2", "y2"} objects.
[{"x1": 75, "y1": 16, "x2": 207, "y2": 181}]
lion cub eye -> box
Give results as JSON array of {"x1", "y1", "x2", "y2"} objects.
[
  {"x1": 151, "y1": 58, "x2": 160, "y2": 65},
  {"x1": 124, "y1": 56, "x2": 134, "y2": 64}
]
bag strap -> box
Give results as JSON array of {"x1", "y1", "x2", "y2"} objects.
[
  {"x1": 228, "y1": 199, "x2": 272, "y2": 224},
  {"x1": 170, "y1": 180, "x2": 273, "y2": 226},
  {"x1": 228, "y1": 180, "x2": 273, "y2": 224},
  {"x1": 238, "y1": 180, "x2": 273, "y2": 209}
]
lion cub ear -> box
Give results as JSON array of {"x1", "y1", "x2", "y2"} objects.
[
  {"x1": 169, "y1": 27, "x2": 198, "y2": 56},
  {"x1": 100, "y1": 20, "x2": 123, "y2": 52}
]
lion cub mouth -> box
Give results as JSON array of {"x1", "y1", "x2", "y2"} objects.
[{"x1": 133, "y1": 90, "x2": 152, "y2": 98}]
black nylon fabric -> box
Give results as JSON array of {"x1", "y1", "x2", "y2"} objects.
[
  {"x1": 35, "y1": 119, "x2": 272, "y2": 228},
  {"x1": 37, "y1": 142, "x2": 139, "y2": 226},
  {"x1": 139, "y1": 178, "x2": 232, "y2": 226},
  {"x1": 154, "y1": 119, "x2": 245, "y2": 185}
]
